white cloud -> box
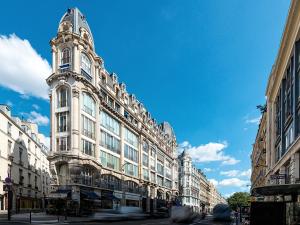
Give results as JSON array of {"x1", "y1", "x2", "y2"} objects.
[
  {"x1": 0, "y1": 34, "x2": 51, "y2": 99},
  {"x1": 177, "y1": 141, "x2": 240, "y2": 165},
  {"x1": 32, "y1": 104, "x2": 40, "y2": 110},
  {"x1": 224, "y1": 192, "x2": 235, "y2": 198},
  {"x1": 23, "y1": 111, "x2": 49, "y2": 126},
  {"x1": 218, "y1": 178, "x2": 248, "y2": 187},
  {"x1": 245, "y1": 115, "x2": 262, "y2": 125},
  {"x1": 220, "y1": 169, "x2": 251, "y2": 178},
  {"x1": 209, "y1": 179, "x2": 219, "y2": 186},
  {"x1": 204, "y1": 168, "x2": 213, "y2": 172},
  {"x1": 39, "y1": 133, "x2": 50, "y2": 149},
  {"x1": 220, "y1": 170, "x2": 239, "y2": 177}
]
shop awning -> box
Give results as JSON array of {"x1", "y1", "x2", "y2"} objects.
[
  {"x1": 252, "y1": 184, "x2": 300, "y2": 196},
  {"x1": 101, "y1": 192, "x2": 120, "y2": 200},
  {"x1": 80, "y1": 190, "x2": 100, "y2": 200},
  {"x1": 48, "y1": 189, "x2": 71, "y2": 199}
]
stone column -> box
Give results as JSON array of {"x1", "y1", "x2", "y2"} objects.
[
  {"x1": 279, "y1": 167, "x2": 286, "y2": 185},
  {"x1": 71, "y1": 88, "x2": 80, "y2": 154},
  {"x1": 94, "y1": 101, "x2": 100, "y2": 160},
  {"x1": 293, "y1": 153, "x2": 300, "y2": 183},
  {"x1": 120, "y1": 123, "x2": 125, "y2": 206},
  {"x1": 147, "y1": 185, "x2": 151, "y2": 213}
]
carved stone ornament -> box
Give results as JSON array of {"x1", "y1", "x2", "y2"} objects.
[{"x1": 72, "y1": 88, "x2": 80, "y2": 98}]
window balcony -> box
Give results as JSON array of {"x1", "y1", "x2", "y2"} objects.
[
  {"x1": 59, "y1": 64, "x2": 71, "y2": 73},
  {"x1": 81, "y1": 69, "x2": 92, "y2": 81}
]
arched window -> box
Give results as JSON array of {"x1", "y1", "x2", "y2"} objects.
[
  {"x1": 81, "y1": 53, "x2": 92, "y2": 80},
  {"x1": 57, "y1": 86, "x2": 69, "y2": 108},
  {"x1": 61, "y1": 48, "x2": 71, "y2": 65},
  {"x1": 82, "y1": 92, "x2": 95, "y2": 117}
]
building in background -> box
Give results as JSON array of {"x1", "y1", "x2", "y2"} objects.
[
  {"x1": 178, "y1": 150, "x2": 225, "y2": 213},
  {"x1": 47, "y1": 8, "x2": 178, "y2": 214},
  {"x1": 208, "y1": 182, "x2": 227, "y2": 212},
  {"x1": 0, "y1": 105, "x2": 50, "y2": 213},
  {"x1": 251, "y1": 111, "x2": 266, "y2": 193}
]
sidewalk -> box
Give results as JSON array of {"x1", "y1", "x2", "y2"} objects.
[{"x1": 0, "y1": 212, "x2": 93, "y2": 224}]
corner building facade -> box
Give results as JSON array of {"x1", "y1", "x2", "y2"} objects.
[{"x1": 47, "y1": 8, "x2": 178, "y2": 214}]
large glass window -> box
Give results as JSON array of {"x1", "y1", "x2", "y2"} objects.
[
  {"x1": 82, "y1": 92, "x2": 95, "y2": 117},
  {"x1": 56, "y1": 137, "x2": 69, "y2": 151},
  {"x1": 100, "y1": 130, "x2": 120, "y2": 154},
  {"x1": 143, "y1": 169, "x2": 149, "y2": 181},
  {"x1": 150, "y1": 158, "x2": 156, "y2": 170},
  {"x1": 81, "y1": 139, "x2": 95, "y2": 156},
  {"x1": 143, "y1": 141, "x2": 149, "y2": 153},
  {"x1": 157, "y1": 162, "x2": 164, "y2": 176},
  {"x1": 57, "y1": 112, "x2": 68, "y2": 132},
  {"x1": 100, "y1": 111, "x2": 120, "y2": 135},
  {"x1": 100, "y1": 151, "x2": 120, "y2": 171},
  {"x1": 57, "y1": 87, "x2": 68, "y2": 108},
  {"x1": 61, "y1": 48, "x2": 71, "y2": 65},
  {"x1": 143, "y1": 153, "x2": 148, "y2": 167},
  {"x1": 164, "y1": 179, "x2": 171, "y2": 188},
  {"x1": 81, "y1": 115, "x2": 95, "y2": 139},
  {"x1": 124, "y1": 127, "x2": 138, "y2": 148},
  {"x1": 81, "y1": 53, "x2": 91, "y2": 75},
  {"x1": 124, "y1": 144, "x2": 138, "y2": 162},
  {"x1": 157, "y1": 176, "x2": 163, "y2": 186},
  {"x1": 150, "y1": 172, "x2": 156, "y2": 183},
  {"x1": 124, "y1": 162, "x2": 138, "y2": 177}
]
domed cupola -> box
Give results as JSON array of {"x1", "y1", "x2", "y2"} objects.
[{"x1": 58, "y1": 8, "x2": 95, "y2": 50}]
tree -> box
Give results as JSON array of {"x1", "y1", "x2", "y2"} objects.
[{"x1": 227, "y1": 192, "x2": 250, "y2": 210}]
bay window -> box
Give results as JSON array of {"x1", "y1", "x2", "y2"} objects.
[
  {"x1": 124, "y1": 144, "x2": 138, "y2": 162},
  {"x1": 57, "y1": 112, "x2": 68, "y2": 132},
  {"x1": 100, "y1": 151, "x2": 120, "y2": 171},
  {"x1": 81, "y1": 115, "x2": 95, "y2": 139},
  {"x1": 124, "y1": 127, "x2": 138, "y2": 148},
  {"x1": 82, "y1": 92, "x2": 95, "y2": 117},
  {"x1": 100, "y1": 111, "x2": 120, "y2": 135},
  {"x1": 82, "y1": 139, "x2": 95, "y2": 156},
  {"x1": 100, "y1": 130, "x2": 120, "y2": 154},
  {"x1": 124, "y1": 162, "x2": 138, "y2": 177}
]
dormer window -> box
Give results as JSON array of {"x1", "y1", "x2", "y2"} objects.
[
  {"x1": 81, "y1": 53, "x2": 92, "y2": 80},
  {"x1": 61, "y1": 48, "x2": 71, "y2": 65}
]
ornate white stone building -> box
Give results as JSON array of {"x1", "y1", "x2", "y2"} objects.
[
  {"x1": 47, "y1": 8, "x2": 178, "y2": 214},
  {"x1": 0, "y1": 105, "x2": 50, "y2": 213},
  {"x1": 178, "y1": 150, "x2": 225, "y2": 213}
]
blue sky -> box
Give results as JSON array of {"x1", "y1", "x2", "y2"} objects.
[{"x1": 0, "y1": 0, "x2": 290, "y2": 197}]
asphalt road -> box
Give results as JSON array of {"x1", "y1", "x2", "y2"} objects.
[{"x1": 0, "y1": 216, "x2": 234, "y2": 225}]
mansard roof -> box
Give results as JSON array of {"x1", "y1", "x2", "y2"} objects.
[{"x1": 59, "y1": 8, "x2": 94, "y2": 49}]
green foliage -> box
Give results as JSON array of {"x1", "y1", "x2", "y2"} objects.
[{"x1": 227, "y1": 192, "x2": 250, "y2": 210}]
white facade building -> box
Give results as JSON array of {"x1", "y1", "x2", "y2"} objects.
[
  {"x1": 47, "y1": 8, "x2": 178, "y2": 214},
  {"x1": 178, "y1": 150, "x2": 225, "y2": 212},
  {"x1": 0, "y1": 105, "x2": 50, "y2": 213}
]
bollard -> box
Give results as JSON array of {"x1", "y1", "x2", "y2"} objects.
[
  {"x1": 57, "y1": 214, "x2": 59, "y2": 222},
  {"x1": 29, "y1": 211, "x2": 31, "y2": 224}
]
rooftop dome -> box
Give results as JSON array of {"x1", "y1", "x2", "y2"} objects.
[{"x1": 59, "y1": 8, "x2": 94, "y2": 49}]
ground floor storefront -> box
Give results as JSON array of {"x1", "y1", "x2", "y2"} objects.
[
  {"x1": 251, "y1": 183, "x2": 300, "y2": 225},
  {"x1": 47, "y1": 184, "x2": 177, "y2": 216}
]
